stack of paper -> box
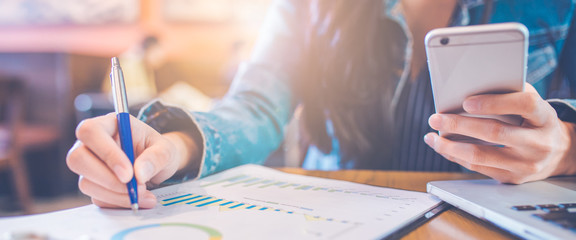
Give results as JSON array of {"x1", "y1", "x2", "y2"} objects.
[{"x1": 0, "y1": 164, "x2": 441, "y2": 239}]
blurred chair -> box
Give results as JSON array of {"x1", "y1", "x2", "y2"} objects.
[
  {"x1": 0, "y1": 77, "x2": 33, "y2": 213},
  {"x1": 0, "y1": 76, "x2": 62, "y2": 214}
]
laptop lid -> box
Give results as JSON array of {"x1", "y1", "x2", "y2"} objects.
[{"x1": 427, "y1": 177, "x2": 576, "y2": 240}]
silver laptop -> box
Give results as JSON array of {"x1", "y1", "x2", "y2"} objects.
[{"x1": 427, "y1": 177, "x2": 576, "y2": 240}]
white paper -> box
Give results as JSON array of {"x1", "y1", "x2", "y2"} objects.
[{"x1": 0, "y1": 164, "x2": 441, "y2": 240}]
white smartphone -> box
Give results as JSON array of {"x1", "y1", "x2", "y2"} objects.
[{"x1": 425, "y1": 22, "x2": 528, "y2": 144}]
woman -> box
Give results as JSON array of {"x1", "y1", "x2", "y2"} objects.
[{"x1": 67, "y1": 0, "x2": 576, "y2": 209}]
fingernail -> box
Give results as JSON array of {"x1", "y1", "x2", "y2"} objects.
[
  {"x1": 140, "y1": 161, "x2": 155, "y2": 181},
  {"x1": 428, "y1": 114, "x2": 443, "y2": 129},
  {"x1": 113, "y1": 165, "x2": 130, "y2": 183},
  {"x1": 424, "y1": 134, "x2": 436, "y2": 148},
  {"x1": 463, "y1": 98, "x2": 480, "y2": 112}
]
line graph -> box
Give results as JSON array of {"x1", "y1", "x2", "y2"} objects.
[{"x1": 200, "y1": 174, "x2": 416, "y2": 201}]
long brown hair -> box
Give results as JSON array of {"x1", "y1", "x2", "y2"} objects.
[
  {"x1": 296, "y1": 0, "x2": 396, "y2": 168},
  {"x1": 296, "y1": 0, "x2": 497, "y2": 169}
]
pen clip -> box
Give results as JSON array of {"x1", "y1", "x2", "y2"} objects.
[{"x1": 110, "y1": 57, "x2": 129, "y2": 114}]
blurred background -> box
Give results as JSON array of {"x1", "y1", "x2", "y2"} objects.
[{"x1": 0, "y1": 0, "x2": 273, "y2": 216}]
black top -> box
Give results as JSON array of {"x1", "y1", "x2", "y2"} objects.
[{"x1": 391, "y1": 69, "x2": 462, "y2": 171}]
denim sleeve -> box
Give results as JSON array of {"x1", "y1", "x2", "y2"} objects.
[
  {"x1": 548, "y1": 7, "x2": 576, "y2": 124},
  {"x1": 190, "y1": 0, "x2": 305, "y2": 178},
  {"x1": 549, "y1": 99, "x2": 576, "y2": 123}
]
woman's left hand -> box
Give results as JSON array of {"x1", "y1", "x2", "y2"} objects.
[{"x1": 425, "y1": 83, "x2": 576, "y2": 184}]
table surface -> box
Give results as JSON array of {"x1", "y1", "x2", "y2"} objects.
[{"x1": 277, "y1": 168, "x2": 519, "y2": 240}]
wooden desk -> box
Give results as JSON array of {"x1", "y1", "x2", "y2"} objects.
[{"x1": 278, "y1": 168, "x2": 519, "y2": 240}]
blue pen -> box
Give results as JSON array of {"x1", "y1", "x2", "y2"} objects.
[{"x1": 110, "y1": 57, "x2": 139, "y2": 213}]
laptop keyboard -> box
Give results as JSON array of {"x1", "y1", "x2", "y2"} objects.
[{"x1": 512, "y1": 203, "x2": 576, "y2": 231}]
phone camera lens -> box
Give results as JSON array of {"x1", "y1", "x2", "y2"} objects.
[{"x1": 440, "y1": 38, "x2": 450, "y2": 45}]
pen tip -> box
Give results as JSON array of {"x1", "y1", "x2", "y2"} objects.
[
  {"x1": 111, "y1": 57, "x2": 120, "y2": 67},
  {"x1": 131, "y1": 203, "x2": 139, "y2": 214}
]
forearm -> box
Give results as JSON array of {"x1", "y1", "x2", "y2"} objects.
[
  {"x1": 143, "y1": 0, "x2": 305, "y2": 179},
  {"x1": 192, "y1": 64, "x2": 295, "y2": 177},
  {"x1": 187, "y1": 0, "x2": 306, "y2": 177}
]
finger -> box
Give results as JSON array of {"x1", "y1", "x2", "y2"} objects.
[
  {"x1": 75, "y1": 113, "x2": 133, "y2": 183},
  {"x1": 423, "y1": 132, "x2": 525, "y2": 172},
  {"x1": 67, "y1": 142, "x2": 129, "y2": 194},
  {"x1": 428, "y1": 113, "x2": 527, "y2": 146},
  {"x1": 79, "y1": 177, "x2": 157, "y2": 209},
  {"x1": 134, "y1": 142, "x2": 177, "y2": 185},
  {"x1": 92, "y1": 198, "x2": 123, "y2": 209},
  {"x1": 439, "y1": 153, "x2": 519, "y2": 183},
  {"x1": 78, "y1": 177, "x2": 132, "y2": 208},
  {"x1": 462, "y1": 84, "x2": 552, "y2": 127},
  {"x1": 92, "y1": 192, "x2": 158, "y2": 209}
]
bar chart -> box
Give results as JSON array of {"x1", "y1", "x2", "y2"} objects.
[{"x1": 160, "y1": 193, "x2": 344, "y2": 223}]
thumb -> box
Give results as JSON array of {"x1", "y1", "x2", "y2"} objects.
[
  {"x1": 134, "y1": 139, "x2": 179, "y2": 185},
  {"x1": 123, "y1": 115, "x2": 179, "y2": 185}
]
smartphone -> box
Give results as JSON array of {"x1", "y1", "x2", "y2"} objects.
[{"x1": 425, "y1": 22, "x2": 528, "y2": 144}]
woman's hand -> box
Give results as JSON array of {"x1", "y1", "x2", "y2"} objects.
[
  {"x1": 66, "y1": 113, "x2": 197, "y2": 208},
  {"x1": 425, "y1": 83, "x2": 576, "y2": 184}
]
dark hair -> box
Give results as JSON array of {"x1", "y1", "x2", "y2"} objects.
[
  {"x1": 296, "y1": 0, "x2": 395, "y2": 168},
  {"x1": 482, "y1": 0, "x2": 494, "y2": 24},
  {"x1": 297, "y1": 1, "x2": 495, "y2": 168}
]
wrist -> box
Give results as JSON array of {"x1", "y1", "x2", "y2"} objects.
[
  {"x1": 164, "y1": 132, "x2": 201, "y2": 173},
  {"x1": 556, "y1": 121, "x2": 576, "y2": 176},
  {"x1": 138, "y1": 100, "x2": 205, "y2": 182}
]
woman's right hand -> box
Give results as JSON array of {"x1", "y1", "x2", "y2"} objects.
[{"x1": 66, "y1": 113, "x2": 197, "y2": 209}]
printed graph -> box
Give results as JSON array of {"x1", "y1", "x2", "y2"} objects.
[
  {"x1": 111, "y1": 223, "x2": 222, "y2": 240},
  {"x1": 200, "y1": 174, "x2": 414, "y2": 200},
  {"x1": 0, "y1": 165, "x2": 441, "y2": 240},
  {"x1": 160, "y1": 193, "x2": 347, "y2": 223}
]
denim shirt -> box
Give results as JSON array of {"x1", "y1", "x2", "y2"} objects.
[{"x1": 140, "y1": 0, "x2": 576, "y2": 180}]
